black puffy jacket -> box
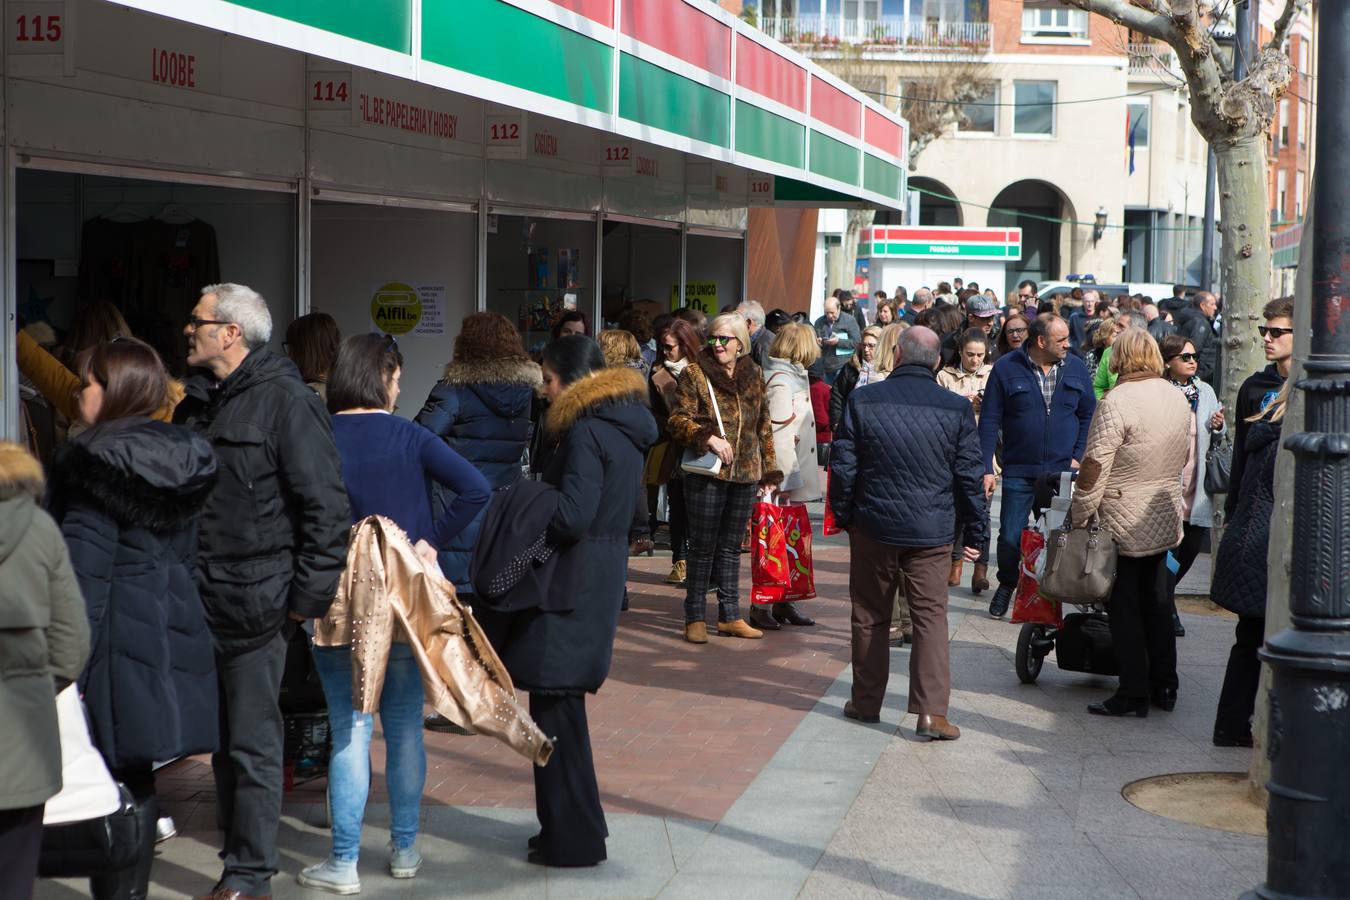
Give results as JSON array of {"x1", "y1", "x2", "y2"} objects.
[
  {"x1": 414, "y1": 357, "x2": 540, "y2": 591},
  {"x1": 484, "y1": 368, "x2": 656, "y2": 694},
  {"x1": 50, "y1": 418, "x2": 219, "y2": 768},
  {"x1": 1211, "y1": 418, "x2": 1280, "y2": 619},
  {"x1": 174, "y1": 349, "x2": 351, "y2": 654},
  {"x1": 829, "y1": 364, "x2": 987, "y2": 549}
]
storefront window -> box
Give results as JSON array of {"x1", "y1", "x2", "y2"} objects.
[{"x1": 486, "y1": 213, "x2": 597, "y2": 356}]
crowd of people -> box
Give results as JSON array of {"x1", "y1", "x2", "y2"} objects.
[{"x1": 0, "y1": 274, "x2": 1295, "y2": 899}]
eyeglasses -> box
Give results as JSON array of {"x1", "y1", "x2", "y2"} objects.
[
  {"x1": 187, "y1": 317, "x2": 232, "y2": 330},
  {"x1": 660, "y1": 343, "x2": 680, "y2": 353},
  {"x1": 1005, "y1": 328, "x2": 1028, "y2": 336},
  {"x1": 707, "y1": 335, "x2": 735, "y2": 348},
  {"x1": 1258, "y1": 326, "x2": 1293, "y2": 339},
  {"x1": 1168, "y1": 352, "x2": 1198, "y2": 363}
]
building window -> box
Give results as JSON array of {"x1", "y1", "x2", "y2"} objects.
[
  {"x1": 1013, "y1": 81, "x2": 1055, "y2": 135},
  {"x1": 1021, "y1": 3, "x2": 1088, "y2": 40},
  {"x1": 1298, "y1": 102, "x2": 1308, "y2": 148},
  {"x1": 1279, "y1": 100, "x2": 1289, "y2": 148},
  {"x1": 1295, "y1": 170, "x2": 1305, "y2": 220},
  {"x1": 1126, "y1": 101, "x2": 1150, "y2": 148},
  {"x1": 958, "y1": 83, "x2": 998, "y2": 133},
  {"x1": 1298, "y1": 38, "x2": 1309, "y2": 77},
  {"x1": 1276, "y1": 169, "x2": 1288, "y2": 223}
]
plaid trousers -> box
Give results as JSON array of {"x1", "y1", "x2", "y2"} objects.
[{"x1": 683, "y1": 474, "x2": 758, "y2": 624}]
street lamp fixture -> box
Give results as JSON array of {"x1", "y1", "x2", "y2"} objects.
[{"x1": 1092, "y1": 207, "x2": 1108, "y2": 244}]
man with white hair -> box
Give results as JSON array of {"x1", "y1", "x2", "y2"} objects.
[
  {"x1": 738, "y1": 299, "x2": 771, "y2": 367},
  {"x1": 175, "y1": 284, "x2": 351, "y2": 900}
]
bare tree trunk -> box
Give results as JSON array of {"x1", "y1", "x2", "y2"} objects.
[
  {"x1": 1215, "y1": 138, "x2": 1276, "y2": 416},
  {"x1": 841, "y1": 208, "x2": 877, "y2": 297}
]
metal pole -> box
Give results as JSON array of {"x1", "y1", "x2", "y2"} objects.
[
  {"x1": 1200, "y1": 149, "x2": 1216, "y2": 292},
  {"x1": 1247, "y1": 0, "x2": 1350, "y2": 897},
  {"x1": 1234, "y1": 0, "x2": 1251, "y2": 81}
]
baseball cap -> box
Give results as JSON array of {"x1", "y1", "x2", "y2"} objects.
[{"x1": 967, "y1": 296, "x2": 999, "y2": 317}]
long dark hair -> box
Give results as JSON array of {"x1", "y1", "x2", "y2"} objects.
[
  {"x1": 541, "y1": 334, "x2": 605, "y2": 387},
  {"x1": 79, "y1": 338, "x2": 169, "y2": 424},
  {"x1": 327, "y1": 333, "x2": 404, "y2": 414},
  {"x1": 285, "y1": 312, "x2": 341, "y2": 383},
  {"x1": 655, "y1": 318, "x2": 701, "y2": 365}
]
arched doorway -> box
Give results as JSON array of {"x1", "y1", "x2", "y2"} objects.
[
  {"x1": 906, "y1": 176, "x2": 963, "y2": 226},
  {"x1": 988, "y1": 180, "x2": 1074, "y2": 287}
]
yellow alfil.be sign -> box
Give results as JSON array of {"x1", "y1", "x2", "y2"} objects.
[{"x1": 371, "y1": 282, "x2": 422, "y2": 335}]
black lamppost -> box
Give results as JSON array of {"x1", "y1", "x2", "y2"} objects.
[{"x1": 1247, "y1": 1, "x2": 1350, "y2": 897}]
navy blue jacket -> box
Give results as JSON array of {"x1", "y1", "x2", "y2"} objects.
[
  {"x1": 829, "y1": 364, "x2": 987, "y2": 549},
  {"x1": 50, "y1": 418, "x2": 220, "y2": 768},
  {"x1": 979, "y1": 348, "x2": 1096, "y2": 479},
  {"x1": 414, "y1": 357, "x2": 542, "y2": 592}
]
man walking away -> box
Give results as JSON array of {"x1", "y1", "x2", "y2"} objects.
[
  {"x1": 904, "y1": 288, "x2": 932, "y2": 325},
  {"x1": 175, "y1": 284, "x2": 351, "y2": 900},
  {"x1": 814, "y1": 296, "x2": 861, "y2": 386},
  {"x1": 979, "y1": 314, "x2": 1095, "y2": 618},
  {"x1": 830, "y1": 327, "x2": 985, "y2": 740},
  {"x1": 739, "y1": 300, "x2": 772, "y2": 368}
]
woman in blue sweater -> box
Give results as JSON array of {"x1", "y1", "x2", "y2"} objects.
[{"x1": 299, "y1": 333, "x2": 489, "y2": 894}]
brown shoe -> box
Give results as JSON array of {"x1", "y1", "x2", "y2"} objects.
[
  {"x1": 971, "y1": 563, "x2": 990, "y2": 595},
  {"x1": 915, "y1": 714, "x2": 960, "y2": 741},
  {"x1": 629, "y1": 537, "x2": 655, "y2": 557},
  {"x1": 684, "y1": 621, "x2": 708, "y2": 644},
  {"x1": 716, "y1": 618, "x2": 764, "y2": 639},
  {"x1": 194, "y1": 889, "x2": 271, "y2": 900},
  {"x1": 843, "y1": 701, "x2": 880, "y2": 724},
  {"x1": 948, "y1": 559, "x2": 963, "y2": 587},
  {"x1": 665, "y1": 560, "x2": 687, "y2": 585}
]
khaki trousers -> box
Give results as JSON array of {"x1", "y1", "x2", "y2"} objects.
[{"x1": 849, "y1": 531, "x2": 952, "y2": 717}]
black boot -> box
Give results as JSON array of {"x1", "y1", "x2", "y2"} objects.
[
  {"x1": 1087, "y1": 694, "x2": 1149, "y2": 718},
  {"x1": 1172, "y1": 611, "x2": 1186, "y2": 637},
  {"x1": 748, "y1": 605, "x2": 780, "y2": 630}
]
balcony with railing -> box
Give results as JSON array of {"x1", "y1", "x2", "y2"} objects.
[
  {"x1": 761, "y1": 16, "x2": 994, "y2": 52},
  {"x1": 1127, "y1": 42, "x2": 1182, "y2": 80}
]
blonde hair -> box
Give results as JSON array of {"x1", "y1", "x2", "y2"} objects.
[
  {"x1": 1092, "y1": 318, "x2": 1121, "y2": 350},
  {"x1": 708, "y1": 313, "x2": 752, "y2": 359},
  {"x1": 874, "y1": 323, "x2": 906, "y2": 376},
  {"x1": 597, "y1": 329, "x2": 642, "y2": 368},
  {"x1": 1108, "y1": 327, "x2": 1163, "y2": 378},
  {"x1": 1246, "y1": 378, "x2": 1292, "y2": 424},
  {"x1": 769, "y1": 322, "x2": 820, "y2": 368},
  {"x1": 852, "y1": 325, "x2": 884, "y2": 369}
]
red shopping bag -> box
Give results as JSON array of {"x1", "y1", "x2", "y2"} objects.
[
  {"x1": 782, "y1": 504, "x2": 816, "y2": 601},
  {"x1": 822, "y1": 472, "x2": 841, "y2": 536},
  {"x1": 751, "y1": 500, "x2": 789, "y2": 604},
  {"x1": 1010, "y1": 527, "x2": 1063, "y2": 627}
]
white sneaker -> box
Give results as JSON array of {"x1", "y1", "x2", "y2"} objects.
[
  {"x1": 155, "y1": 816, "x2": 177, "y2": 844},
  {"x1": 388, "y1": 841, "x2": 423, "y2": 879},
  {"x1": 298, "y1": 857, "x2": 361, "y2": 895}
]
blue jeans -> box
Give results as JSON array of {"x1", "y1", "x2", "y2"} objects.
[
  {"x1": 995, "y1": 476, "x2": 1039, "y2": 589},
  {"x1": 313, "y1": 643, "x2": 426, "y2": 861}
]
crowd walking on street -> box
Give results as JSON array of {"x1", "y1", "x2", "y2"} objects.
[{"x1": 1, "y1": 273, "x2": 1296, "y2": 900}]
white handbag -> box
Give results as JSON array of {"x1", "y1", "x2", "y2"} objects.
[
  {"x1": 43, "y1": 685, "x2": 119, "y2": 826},
  {"x1": 680, "y1": 372, "x2": 727, "y2": 477}
]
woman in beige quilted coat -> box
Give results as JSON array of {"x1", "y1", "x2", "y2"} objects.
[{"x1": 1069, "y1": 328, "x2": 1192, "y2": 719}]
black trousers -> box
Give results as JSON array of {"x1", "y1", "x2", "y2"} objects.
[
  {"x1": 529, "y1": 693, "x2": 607, "y2": 866},
  {"x1": 0, "y1": 804, "x2": 44, "y2": 900},
  {"x1": 213, "y1": 630, "x2": 287, "y2": 894},
  {"x1": 90, "y1": 765, "x2": 157, "y2": 900},
  {"x1": 1215, "y1": 615, "x2": 1266, "y2": 738},
  {"x1": 1106, "y1": 553, "x2": 1178, "y2": 698},
  {"x1": 1166, "y1": 522, "x2": 1208, "y2": 601}
]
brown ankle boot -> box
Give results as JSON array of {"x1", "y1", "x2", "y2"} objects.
[
  {"x1": 971, "y1": 563, "x2": 989, "y2": 595},
  {"x1": 948, "y1": 559, "x2": 963, "y2": 587},
  {"x1": 916, "y1": 714, "x2": 960, "y2": 741},
  {"x1": 684, "y1": 622, "x2": 708, "y2": 644},
  {"x1": 716, "y1": 618, "x2": 764, "y2": 639}
]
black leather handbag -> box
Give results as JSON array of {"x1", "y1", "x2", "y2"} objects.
[
  {"x1": 38, "y1": 783, "x2": 142, "y2": 878},
  {"x1": 1204, "y1": 432, "x2": 1232, "y2": 495}
]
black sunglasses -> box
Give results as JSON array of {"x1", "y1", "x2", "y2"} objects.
[
  {"x1": 1258, "y1": 326, "x2": 1293, "y2": 339},
  {"x1": 1169, "y1": 352, "x2": 1198, "y2": 363}
]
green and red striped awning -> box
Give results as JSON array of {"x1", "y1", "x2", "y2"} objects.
[
  {"x1": 860, "y1": 226, "x2": 1023, "y2": 260},
  {"x1": 111, "y1": 0, "x2": 909, "y2": 209}
]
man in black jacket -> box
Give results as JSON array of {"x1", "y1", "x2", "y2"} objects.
[
  {"x1": 175, "y1": 283, "x2": 350, "y2": 900},
  {"x1": 1225, "y1": 296, "x2": 1293, "y2": 521},
  {"x1": 830, "y1": 326, "x2": 985, "y2": 741},
  {"x1": 1174, "y1": 291, "x2": 1220, "y2": 386}
]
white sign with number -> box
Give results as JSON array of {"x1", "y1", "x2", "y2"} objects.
[
  {"x1": 600, "y1": 140, "x2": 634, "y2": 176},
  {"x1": 749, "y1": 175, "x2": 776, "y2": 207},
  {"x1": 485, "y1": 106, "x2": 525, "y2": 159}
]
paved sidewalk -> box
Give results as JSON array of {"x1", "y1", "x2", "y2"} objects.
[{"x1": 38, "y1": 514, "x2": 1262, "y2": 899}]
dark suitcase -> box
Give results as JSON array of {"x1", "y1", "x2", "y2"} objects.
[{"x1": 1055, "y1": 612, "x2": 1118, "y2": 676}]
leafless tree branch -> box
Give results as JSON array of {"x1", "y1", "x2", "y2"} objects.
[
  {"x1": 1065, "y1": 0, "x2": 1181, "y2": 44},
  {"x1": 1265, "y1": 0, "x2": 1310, "y2": 52}
]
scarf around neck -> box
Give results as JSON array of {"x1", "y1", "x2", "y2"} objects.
[
  {"x1": 663, "y1": 357, "x2": 690, "y2": 378},
  {"x1": 1169, "y1": 376, "x2": 1200, "y2": 410}
]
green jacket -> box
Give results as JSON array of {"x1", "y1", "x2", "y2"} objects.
[
  {"x1": 0, "y1": 443, "x2": 90, "y2": 810},
  {"x1": 1093, "y1": 345, "x2": 1118, "y2": 400}
]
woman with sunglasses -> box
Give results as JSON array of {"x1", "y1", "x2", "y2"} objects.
[
  {"x1": 649, "y1": 319, "x2": 703, "y2": 587},
  {"x1": 666, "y1": 314, "x2": 782, "y2": 643},
  {"x1": 47, "y1": 338, "x2": 218, "y2": 900},
  {"x1": 1159, "y1": 335, "x2": 1226, "y2": 638},
  {"x1": 302, "y1": 333, "x2": 491, "y2": 893}
]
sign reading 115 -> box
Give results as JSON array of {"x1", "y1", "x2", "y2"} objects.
[{"x1": 15, "y1": 14, "x2": 62, "y2": 41}]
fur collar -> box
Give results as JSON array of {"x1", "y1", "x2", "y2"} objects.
[
  {"x1": 698, "y1": 353, "x2": 761, "y2": 397},
  {"x1": 545, "y1": 367, "x2": 647, "y2": 435},
  {"x1": 55, "y1": 442, "x2": 216, "y2": 532},
  {"x1": 440, "y1": 356, "x2": 542, "y2": 388},
  {"x1": 0, "y1": 442, "x2": 44, "y2": 501}
]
